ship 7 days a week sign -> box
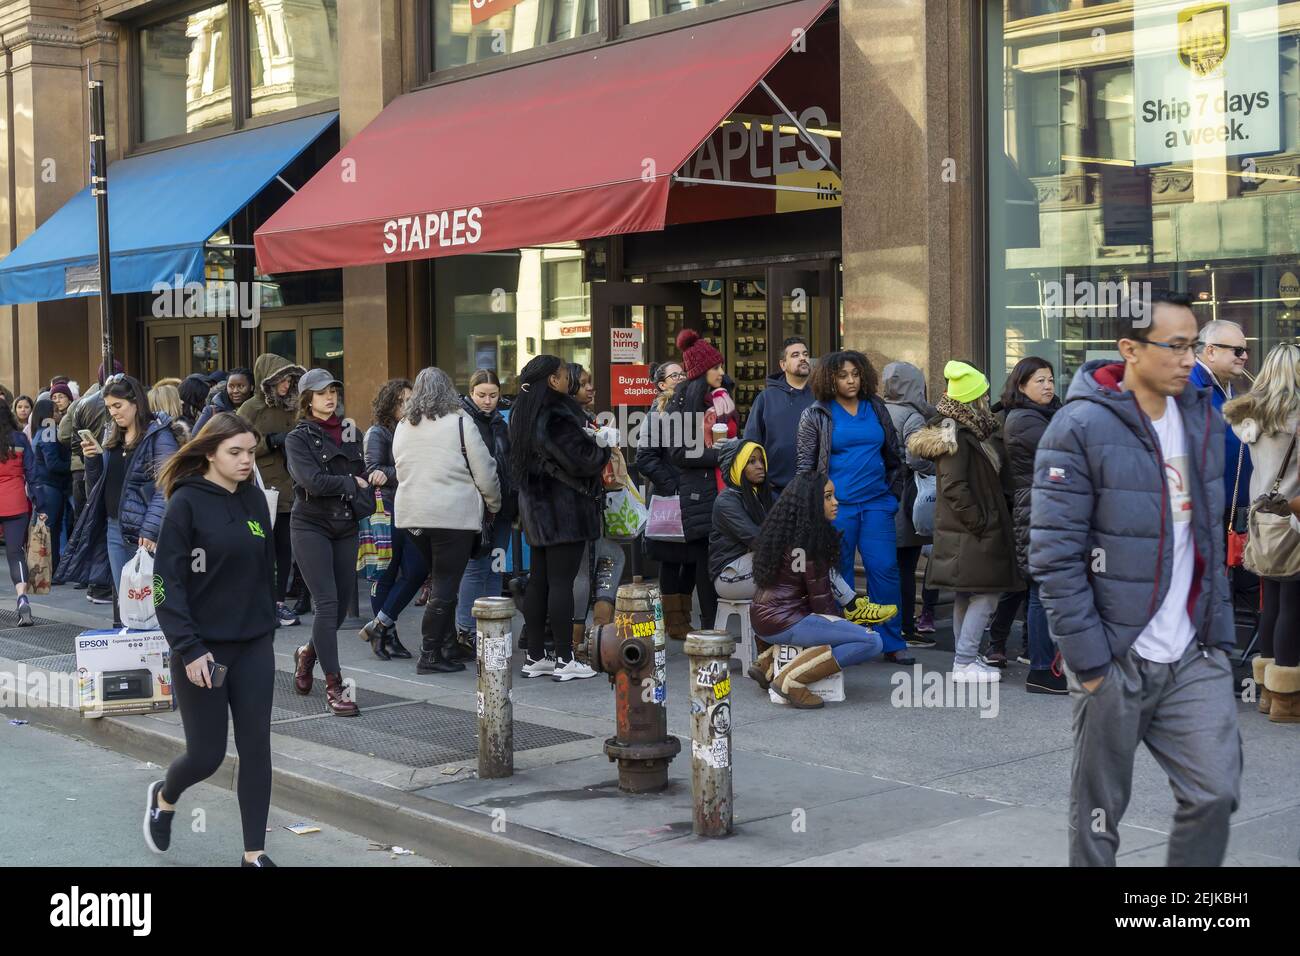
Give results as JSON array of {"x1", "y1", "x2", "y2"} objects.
[{"x1": 1133, "y1": 0, "x2": 1280, "y2": 166}]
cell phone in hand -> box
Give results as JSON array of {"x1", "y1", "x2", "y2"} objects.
[
  {"x1": 207, "y1": 660, "x2": 228, "y2": 688},
  {"x1": 77, "y1": 429, "x2": 103, "y2": 454}
]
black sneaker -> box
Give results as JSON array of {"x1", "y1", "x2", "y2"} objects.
[
  {"x1": 276, "y1": 602, "x2": 300, "y2": 627},
  {"x1": 73, "y1": 581, "x2": 88, "y2": 590},
  {"x1": 904, "y1": 632, "x2": 937, "y2": 648},
  {"x1": 241, "y1": 853, "x2": 277, "y2": 867},
  {"x1": 86, "y1": 585, "x2": 114, "y2": 605},
  {"x1": 143, "y1": 780, "x2": 174, "y2": 853},
  {"x1": 1026, "y1": 668, "x2": 1068, "y2": 694},
  {"x1": 16, "y1": 597, "x2": 33, "y2": 626}
]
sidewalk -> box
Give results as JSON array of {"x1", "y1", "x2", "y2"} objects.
[{"x1": 6, "y1": 579, "x2": 1295, "y2": 867}]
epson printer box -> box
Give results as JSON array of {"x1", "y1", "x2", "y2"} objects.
[{"x1": 74, "y1": 628, "x2": 176, "y2": 718}]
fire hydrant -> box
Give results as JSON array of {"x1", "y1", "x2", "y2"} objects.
[{"x1": 575, "y1": 581, "x2": 680, "y2": 793}]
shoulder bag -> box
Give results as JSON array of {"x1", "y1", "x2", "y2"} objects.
[
  {"x1": 1243, "y1": 430, "x2": 1300, "y2": 580},
  {"x1": 1226, "y1": 442, "x2": 1247, "y2": 568}
]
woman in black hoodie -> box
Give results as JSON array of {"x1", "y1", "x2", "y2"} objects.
[{"x1": 146, "y1": 412, "x2": 278, "y2": 867}]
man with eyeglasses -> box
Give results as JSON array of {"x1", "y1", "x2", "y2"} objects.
[
  {"x1": 1030, "y1": 289, "x2": 1241, "y2": 866},
  {"x1": 1191, "y1": 319, "x2": 1257, "y2": 620}
]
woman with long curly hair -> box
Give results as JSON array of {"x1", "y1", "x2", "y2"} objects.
[
  {"x1": 751, "y1": 472, "x2": 884, "y2": 709},
  {"x1": 358, "y1": 377, "x2": 418, "y2": 661}
]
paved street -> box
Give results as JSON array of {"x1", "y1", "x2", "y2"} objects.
[{"x1": 0, "y1": 720, "x2": 440, "y2": 868}]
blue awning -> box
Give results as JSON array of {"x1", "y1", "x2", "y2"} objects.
[{"x1": 0, "y1": 111, "x2": 337, "y2": 306}]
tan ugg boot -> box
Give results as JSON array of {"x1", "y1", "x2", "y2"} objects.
[
  {"x1": 592, "y1": 598, "x2": 615, "y2": 627},
  {"x1": 663, "y1": 593, "x2": 691, "y2": 640},
  {"x1": 1264, "y1": 663, "x2": 1300, "y2": 724},
  {"x1": 747, "y1": 644, "x2": 775, "y2": 690},
  {"x1": 1252, "y1": 657, "x2": 1274, "y2": 714},
  {"x1": 773, "y1": 645, "x2": 840, "y2": 710}
]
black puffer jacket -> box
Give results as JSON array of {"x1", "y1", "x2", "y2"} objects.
[
  {"x1": 517, "y1": 392, "x2": 609, "y2": 548},
  {"x1": 461, "y1": 395, "x2": 516, "y2": 524},
  {"x1": 1001, "y1": 395, "x2": 1060, "y2": 578},
  {"x1": 363, "y1": 423, "x2": 398, "y2": 512},
  {"x1": 666, "y1": 384, "x2": 730, "y2": 544},
  {"x1": 284, "y1": 417, "x2": 369, "y2": 527},
  {"x1": 635, "y1": 403, "x2": 692, "y2": 563}
]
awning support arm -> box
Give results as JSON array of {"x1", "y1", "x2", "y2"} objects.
[
  {"x1": 756, "y1": 79, "x2": 840, "y2": 176},
  {"x1": 672, "y1": 175, "x2": 841, "y2": 197},
  {"x1": 276, "y1": 175, "x2": 298, "y2": 194}
]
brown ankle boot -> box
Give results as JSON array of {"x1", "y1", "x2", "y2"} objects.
[
  {"x1": 325, "y1": 672, "x2": 359, "y2": 717},
  {"x1": 774, "y1": 645, "x2": 840, "y2": 710},
  {"x1": 747, "y1": 644, "x2": 775, "y2": 690},
  {"x1": 664, "y1": 593, "x2": 691, "y2": 640},
  {"x1": 1265, "y1": 663, "x2": 1300, "y2": 724},
  {"x1": 293, "y1": 644, "x2": 316, "y2": 695},
  {"x1": 592, "y1": 599, "x2": 615, "y2": 627},
  {"x1": 1252, "y1": 657, "x2": 1274, "y2": 714}
]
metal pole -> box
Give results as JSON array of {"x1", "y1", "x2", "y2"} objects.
[
  {"x1": 87, "y1": 63, "x2": 114, "y2": 375},
  {"x1": 684, "y1": 629, "x2": 736, "y2": 837},
  {"x1": 474, "y1": 596, "x2": 515, "y2": 778}
]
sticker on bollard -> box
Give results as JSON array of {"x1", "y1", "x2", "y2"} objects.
[
  {"x1": 476, "y1": 691, "x2": 485, "y2": 718},
  {"x1": 692, "y1": 737, "x2": 729, "y2": 768},
  {"x1": 482, "y1": 634, "x2": 509, "y2": 670}
]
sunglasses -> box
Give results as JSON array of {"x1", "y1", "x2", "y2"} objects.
[{"x1": 1209, "y1": 343, "x2": 1249, "y2": 358}]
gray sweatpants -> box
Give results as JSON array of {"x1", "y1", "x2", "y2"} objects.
[{"x1": 1061, "y1": 640, "x2": 1243, "y2": 867}]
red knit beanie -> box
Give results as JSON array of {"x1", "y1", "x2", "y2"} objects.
[{"x1": 676, "y1": 329, "x2": 725, "y2": 381}]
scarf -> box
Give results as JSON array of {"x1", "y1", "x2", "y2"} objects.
[
  {"x1": 936, "y1": 394, "x2": 996, "y2": 440},
  {"x1": 315, "y1": 414, "x2": 344, "y2": 447}
]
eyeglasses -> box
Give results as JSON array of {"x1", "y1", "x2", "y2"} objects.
[
  {"x1": 1209, "y1": 343, "x2": 1249, "y2": 358},
  {"x1": 665, "y1": 371, "x2": 686, "y2": 380},
  {"x1": 1138, "y1": 339, "x2": 1196, "y2": 356}
]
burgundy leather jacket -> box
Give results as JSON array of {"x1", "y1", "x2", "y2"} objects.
[{"x1": 751, "y1": 556, "x2": 842, "y2": 638}]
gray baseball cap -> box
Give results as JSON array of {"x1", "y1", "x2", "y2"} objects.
[{"x1": 298, "y1": 368, "x2": 343, "y2": 394}]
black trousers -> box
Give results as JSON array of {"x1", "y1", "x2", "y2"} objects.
[
  {"x1": 291, "y1": 516, "x2": 358, "y2": 674},
  {"x1": 988, "y1": 588, "x2": 1028, "y2": 650},
  {"x1": 272, "y1": 516, "x2": 293, "y2": 601},
  {"x1": 684, "y1": 539, "x2": 718, "y2": 628},
  {"x1": 163, "y1": 634, "x2": 274, "y2": 852},
  {"x1": 407, "y1": 525, "x2": 476, "y2": 605},
  {"x1": 896, "y1": 545, "x2": 939, "y2": 635},
  {"x1": 1260, "y1": 577, "x2": 1300, "y2": 668},
  {"x1": 658, "y1": 560, "x2": 695, "y2": 597},
  {"x1": 524, "y1": 541, "x2": 587, "y2": 662}
]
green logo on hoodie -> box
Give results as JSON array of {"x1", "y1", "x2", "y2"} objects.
[{"x1": 247, "y1": 519, "x2": 265, "y2": 539}]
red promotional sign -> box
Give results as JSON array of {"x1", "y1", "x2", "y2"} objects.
[
  {"x1": 471, "y1": 0, "x2": 526, "y2": 25},
  {"x1": 610, "y1": 364, "x2": 656, "y2": 406}
]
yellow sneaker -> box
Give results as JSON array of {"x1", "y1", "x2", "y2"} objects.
[{"x1": 846, "y1": 597, "x2": 898, "y2": 627}]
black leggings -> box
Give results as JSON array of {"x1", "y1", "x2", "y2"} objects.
[
  {"x1": 683, "y1": 540, "x2": 717, "y2": 629},
  {"x1": 407, "y1": 527, "x2": 476, "y2": 604},
  {"x1": 896, "y1": 545, "x2": 938, "y2": 635},
  {"x1": 163, "y1": 634, "x2": 274, "y2": 852},
  {"x1": 524, "y1": 541, "x2": 587, "y2": 662},
  {"x1": 1260, "y1": 577, "x2": 1300, "y2": 668},
  {"x1": 273, "y1": 516, "x2": 293, "y2": 601},
  {"x1": 658, "y1": 560, "x2": 695, "y2": 597},
  {"x1": 1, "y1": 513, "x2": 28, "y2": 588},
  {"x1": 291, "y1": 518, "x2": 358, "y2": 674}
]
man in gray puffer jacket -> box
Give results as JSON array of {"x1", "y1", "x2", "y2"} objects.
[{"x1": 1030, "y1": 290, "x2": 1241, "y2": 867}]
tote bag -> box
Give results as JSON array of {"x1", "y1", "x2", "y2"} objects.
[
  {"x1": 1244, "y1": 431, "x2": 1300, "y2": 580},
  {"x1": 355, "y1": 491, "x2": 393, "y2": 580},
  {"x1": 24, "y1": 515, "x2": 51, "y2": 595},
  {"x1": 252, "y1": 463, "x2": 278, "y2": 529},
  {"x1": 645, "y1": 494, "x2": 686, "y2": 542},
  {"x1": 604, "y1": 485, "x2": 649, "y2": 540},
  {"x1": 911, "y1": 473, "x2": 937, "y2": 538},
  {"x1": 119, "y1": 545, "x2": 159, "y2": 630}
]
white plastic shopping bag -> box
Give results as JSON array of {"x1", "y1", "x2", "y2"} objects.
[{"x1": 119, "y1": 545, "x2": 159, "y2": 630}]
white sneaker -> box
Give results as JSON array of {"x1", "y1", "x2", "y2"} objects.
[
  {"x1": 551, "y1": 657, "x2": 596, "y2": 682},
  {"x1": 521, "y1": 654, "x2": 555, "y2": 679},
  {"x1": 952, "y1": 660, "x2": 1002, "y2": 682}
]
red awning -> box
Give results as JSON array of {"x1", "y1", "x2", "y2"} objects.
[{"x1": 254, "y1": 0, "x2": 833, "y2": 274}]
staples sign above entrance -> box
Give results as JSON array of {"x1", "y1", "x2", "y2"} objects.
[{"x1": 382, "y1": 207, "x2": 484, "y2": 257}]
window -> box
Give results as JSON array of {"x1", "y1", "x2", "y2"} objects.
[
  {"x1": 249, "y1": 0, "x2": 340, "y2": 116},
  {"x1": 986, "y1": 0, "x2": 1300, "y2": 390},
  {"x1": 623, "y1": 0, "x2": 725, "y2": 26},
  {"x1": 430, "y1": 0, "x2": 600, "y2": 73},
  {"x1": 140, "y1": 3, "x2": 234, "y2": 141},
  {"x1": 138, "y1": 0, "x2": 339, "y2": 145}
]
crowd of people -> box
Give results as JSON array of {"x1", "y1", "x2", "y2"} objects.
[{"x1": 3, "y1": 289, "x2": 1297, "y2": 866}]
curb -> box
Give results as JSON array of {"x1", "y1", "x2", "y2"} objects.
[{"x1": 8, "y1": 690, "x2": 646, "y2": 868}]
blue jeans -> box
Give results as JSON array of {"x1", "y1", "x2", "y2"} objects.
[
  {"x1": 38, "y1": 486, "x2": 67, "y2": 571},
  {"x1": 768, "y1": 613, "x2": 885, "y2": 667},
  {"x1": 372, "y1": 527, "x2": 431, "y2": 621},
  {"x1": 456, "y1": 519, "x2": 512, "y2": 631},
  {"x1": 833, "y1": 502, "x2": 905, "y2": 653},
  {"x1": 106, "y1": 516, "x2": 132, "y2": 595},
  {"x1": 1027, "y1": 578, "x2": 1056, "y2": 671}
]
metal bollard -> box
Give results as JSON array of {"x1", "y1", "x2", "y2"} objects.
[
  {"x1": 474, "y1": 596, "x2": 516, "y2": 779},
  {"x1": 684, "y1": 629, "x2": 736, "y2": 837},
  {"x1": 576, "y1": 581, "x2": 680, "y2": 793}
]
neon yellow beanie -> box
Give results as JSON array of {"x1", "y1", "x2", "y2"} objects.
[{"x1": 943, "y1": 360, "x2": 989, "y2": 404}]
